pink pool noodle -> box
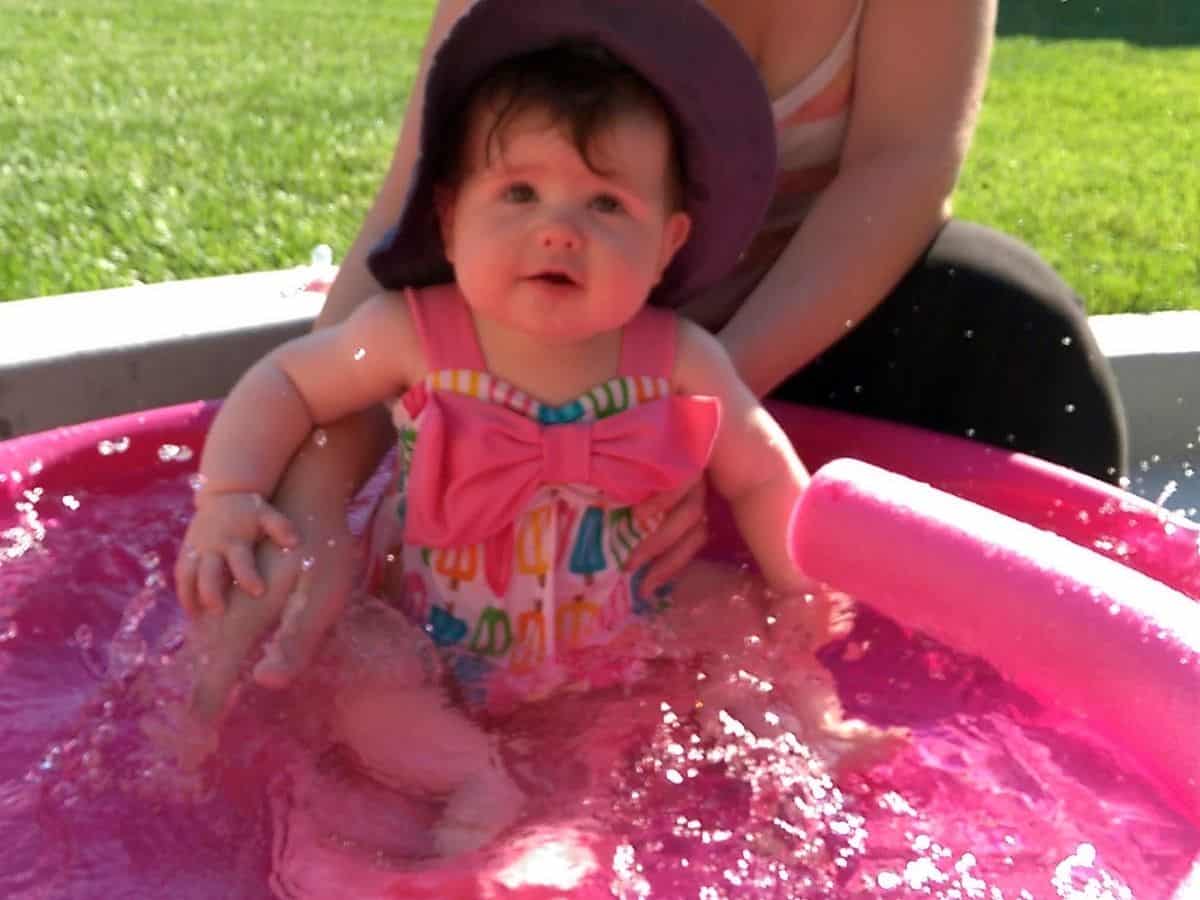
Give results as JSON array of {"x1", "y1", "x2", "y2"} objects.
[{"x1": 790, "y1": 458, "x2": 1200, "y2": 823}]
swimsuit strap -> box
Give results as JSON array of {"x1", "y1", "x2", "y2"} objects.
[
  {"x1": 618, "y1": 306, "x2": 679, "y2": 380},
  {"x1": 405, "y1": 284, "x2": 488, "y2": 372}
]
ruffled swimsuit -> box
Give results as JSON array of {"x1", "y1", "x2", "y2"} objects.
[{"x1": 366, "y1": 285, "x2": 720, "y2": 714}]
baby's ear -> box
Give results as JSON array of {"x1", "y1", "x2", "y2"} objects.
[
  {"x1": 656, "y1": 211, "x2": 692, "y2": 276},
  {"x1": 434, "y1": 185, "x2": 458, "y2": 262}
]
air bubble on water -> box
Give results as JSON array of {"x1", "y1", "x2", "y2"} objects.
[
  {"x1": 301, "y1": 555, "x2": 316, "y2": 572},
  {"x1": 312, "y1": 429, "x2": 328, "y2": 448},
  {"x1": 28, "y1": 458, "x2": 43, "y2": 475},
  {"x1": 62, "y1": 494, "x2": 81, "y2": 510},
  {"x1": 140, "y1": 551, "x2": 161, "y2": 570},
  {"x1": 353, "y1": 347, "x2": 366, "y2": 361}
]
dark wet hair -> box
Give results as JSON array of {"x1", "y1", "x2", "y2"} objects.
[{"x1": 435, "y1": 41, "x2": 687, "y2": 207}]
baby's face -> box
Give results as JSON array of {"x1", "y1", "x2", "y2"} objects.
[{"x1": 437, "y1": 103, "x2": 691, "y2": 344}]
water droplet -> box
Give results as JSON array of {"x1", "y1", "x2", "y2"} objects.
[
  {"x1": 188, "y1": 473, "x2": 208, "y2": 492},
  {"x1": 0, "y1": 620, "x2": 18, "y2": 641},
  {"x1": 1060, "y1": 336, "x2": 1073, "y2": 346},
  {"x1": 92, "y1": 723, "x2": 117, "y2": 746},
  {"x1": 876, "y1": 871, "x2": 903, "y2": 890},
  {"x1": 312, "y1": 429, "x2": 328, "y2": 448},
  {"x1": 353, "y1": 347, "x2": 367, "y2": 361},
  {"x1": 140, "y1": 551, "x2": 160, "y2": 570},
  {"x1": 62, "y1": 494, "x2": 81, "y2": 510},
  {"x1": 1155, "y1": 482, "x2": 1178, "y2": 506},
  {"x1": 97, "y1": 436, "x2": 131, "y2": 456},
  {"x1": 965, "y1": 428, "x2": 976, "y2": 438},
  {"x1": 310, "y1": 244, "x2": 333, "y2": 268},
  {"x1": 28, "y1": 458, "x2": 43, "y2": 475},
  {"x1": 963, "y1": 329, "x2": 974, "y2": 339},
  {"x1": 157, "y1": 443, "x2": 193, "y2": 463},
  {"x1": 1064, "y1": 403, "x2": 1076, "y2": 414},
  {"x1": 301, "y1": 555, "x2": 316, "y2": 572}
]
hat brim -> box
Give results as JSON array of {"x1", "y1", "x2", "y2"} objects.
[{"x1": 368, "y1": 0, "x2": 776, "y2": 308}]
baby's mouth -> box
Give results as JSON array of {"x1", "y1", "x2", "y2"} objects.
[{"x1": 527, "y1": 269, "x2": 579, "y2": 287}]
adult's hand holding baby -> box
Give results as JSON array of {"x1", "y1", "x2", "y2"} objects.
[{"x1": 627, "y1": 475, "x2": 710, "y2": 595}]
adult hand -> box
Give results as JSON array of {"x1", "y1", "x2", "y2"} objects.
[
  {"x1": 186, "y1": 523, "x2": 359, "y2": 729},
  {"x1": 626, "y1": 476, "x2": 709, "y2": 595}
]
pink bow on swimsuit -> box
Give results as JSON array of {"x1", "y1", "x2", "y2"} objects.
[{"x1": 403, "y1": 390, "x2": 721, "y2": 548}]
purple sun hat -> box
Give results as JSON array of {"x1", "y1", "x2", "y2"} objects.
[{"x1": 366, "y1": 0, "x2": 776, "y2": 308}]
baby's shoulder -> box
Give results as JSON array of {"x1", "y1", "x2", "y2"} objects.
[
  {"x1": 671, "y1": 318, "x2": 736, "y2": 394},
  {"x1": 343, "y1": 288, "x2": 429, "y2": 384}
]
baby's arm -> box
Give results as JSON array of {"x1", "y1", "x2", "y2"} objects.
[
  {"x1": 673, "y1": 319, "x2": 810, "y2": 595},
  {"x1": 176, "y1": 292, "x2": 424, "y2": 613}
]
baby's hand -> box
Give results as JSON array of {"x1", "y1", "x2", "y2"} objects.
[{"x1": 174, "y1": 490, "x2": 298, "y2": 617}]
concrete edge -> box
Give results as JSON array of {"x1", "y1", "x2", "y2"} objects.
[{"x1": 2, "y1": 271, "x2": 1199, "y2": 466}]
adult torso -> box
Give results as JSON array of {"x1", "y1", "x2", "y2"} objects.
[
  {"x1": 704, "y1": 0, "x2": 861, "y2": 104},
  {"x1": 680, "y1": 0, "x2": 865, "y2": 329}
]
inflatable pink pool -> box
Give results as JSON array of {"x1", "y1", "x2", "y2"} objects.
[{"x1": 1, "y1": 399, "x2": 1197, "y2": 897}]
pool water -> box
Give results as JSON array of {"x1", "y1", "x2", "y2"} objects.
[{"x1": 1, "y1": 454, "x2": 1197, "y2": 898}]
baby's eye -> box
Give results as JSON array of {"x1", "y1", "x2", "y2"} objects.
[
  {"x1": 589, "y1": 193, "x2": 624, "y2": 214},
  {"x1": 501, "y1": 182, "x2": 536, "y2": 204}
]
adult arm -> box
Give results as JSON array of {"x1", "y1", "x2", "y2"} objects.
[{"x1": 720, "y1": 0, "x2": 997, "y2": 397}]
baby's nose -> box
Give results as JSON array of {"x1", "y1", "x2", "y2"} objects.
[{"x1": 537, "y1": 218, "x2": 582, "y2": 251}]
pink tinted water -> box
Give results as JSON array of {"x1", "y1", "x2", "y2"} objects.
[{"x1": 1, "y1": 453, "x2": 1197, "y2": 898}]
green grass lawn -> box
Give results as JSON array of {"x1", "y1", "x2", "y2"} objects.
[{"x1": 1, "y1": 0, "x2": 1197, "y2": 312}]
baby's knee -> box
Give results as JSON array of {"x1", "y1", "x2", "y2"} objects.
[
  {"x1": 334, "y1": 683, "x2": 498, "y2": 795},
  {"x1": 331, "y1": 595, "x2": 440, "y2": 689}
]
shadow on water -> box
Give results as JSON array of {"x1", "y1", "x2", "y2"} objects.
[{"x1": 997, "y1": 0, "x2": 1200, "y2": 46}]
